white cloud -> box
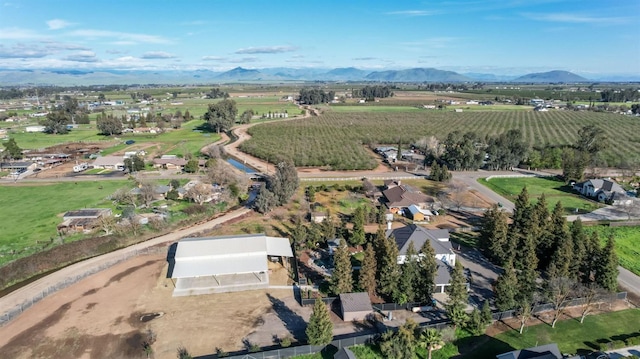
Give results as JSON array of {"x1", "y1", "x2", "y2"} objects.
[
  {"x1": 0, "y1": 44, "x2": 50, "y2": 58},
  {"x1": 0, "y1": 27, "x2": 43, "y2": 39},
  {"x1": 522, "y1": 12, "x2": 631, "y2": 25},
  {"x1": 63, "y1": 51, "x2": 98, "y2": 62},
  {"x1": 67, "y1": 29, "x2": 171, "y2": 44},
  {"x1": 386, "y1": 10, "x2": 438, "y2": 16},
  {"x1": 235, "y1": 45, "x2": 297, "y2": 54},
  {"x1": 47, "y1": 19, "x2": 73, "y2": 30},
  {"x1": 202, "y1": 56, "x2": 227, "y2": 61},
  {"x1": 141, "y1": 51, "x2": 176, "y2": 59}
]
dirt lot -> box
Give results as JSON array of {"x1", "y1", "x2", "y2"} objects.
[{"x1": 0, "y1": 253, "x2": 308, "y2": 359}]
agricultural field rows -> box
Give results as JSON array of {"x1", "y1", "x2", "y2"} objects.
[{"x1": 241, "y1": 110, "x2": 640, "y2": 170}]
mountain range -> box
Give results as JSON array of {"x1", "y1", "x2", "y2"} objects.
[{"x1": 0, "y1": 67, "x2": 636, "y2": 86}]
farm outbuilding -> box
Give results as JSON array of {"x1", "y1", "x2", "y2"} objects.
[
  {"x1": 169, "y1": 234, "x2": 293, "y2": 297},
  {"x1": 339, "y1": 292, "x2": 373, "y2": 321}
]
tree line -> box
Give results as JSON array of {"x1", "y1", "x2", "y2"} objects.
[
  {"x1": 352, "y1": 85, "x2": 394, "y2": 100},
  {"x1": 297, "y1": 88, "x2": 335, "y2": 105},
  {"x1": 481, "y1": 187, "x2": 618, "y2": 330}
]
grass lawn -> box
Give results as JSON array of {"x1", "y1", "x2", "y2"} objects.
[
  {"x1": 470, "y1": 309, "x2": 640, "y2": 358},
  {"x1": 0, "y1": 180, "x2": 131, "y2": 265},
  {"x1": 584, "y1": 225, "x2": 640, "y2": 276},
  {"x1": 478, "y1": 176, "x2": 602, "y2": 214},
  {"x1": 9, "y1": 126, "x2": 112, "y2": 150}
]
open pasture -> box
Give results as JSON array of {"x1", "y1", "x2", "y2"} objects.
[
  {"x1": 240, "y1": 110, "x2": 640, "y2": 170},
  {"x1": 584, "y1": 225, "x2": 640, "y2": 276},
  {"x1": 0, "y1": 180, "x2": 129, "y2": 266}
]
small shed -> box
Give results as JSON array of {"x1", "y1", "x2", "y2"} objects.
[
  {"x1": 407, "y1": 205, "x2": 425, "y2": 221},
  {"x1": 339, "y1": 292, "x2": 373, "y2": 321},
  {"x1": 334, "y1": 347, "x2": 357, "y2": 359}
]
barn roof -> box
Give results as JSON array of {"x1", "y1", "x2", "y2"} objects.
[{"x1": 171, "y1": 234, "x2": 293, "y2": 279}]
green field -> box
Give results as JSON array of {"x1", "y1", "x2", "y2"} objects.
[
  {"x1": 0, "y1": 181, "x2": 130, "y2": 265},
  {"x1": 242, "y1": 110, "x2": 640, "y2": 170},
  {"x1": 471, "y1": 309, "x2": 640, "y2": 358},
  {"x1": 478, "y1": 176, "x2": 602, "y2": 214},
  {"x1": 584, "y1": 225, "x2": 640, "y2": 276},
  {"x1": 9, "y1": 125, "x2": 112, "y2": 150}
]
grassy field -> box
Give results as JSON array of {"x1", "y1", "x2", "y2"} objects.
[
  {"x1": 292, "y1": 309, "x2": 640, "y2": 359},
  {"x1": 478, "y1": 176, "x2": 602, "y2": 214},
  {"x1": 241, "y1": 110, "x2": 640, "y2": 170},
  {"x1": 9, "y1": 125, "x2": 112, "y2": 150},
  {"x1": 584, "y1": 225, "x2": 640, "y2": 276},
  {"x1": 0, "y1": 180, "x2": 131, "y2": 266},
  {"x1": 470, "y1": 309, "x2": 640, "y2": 358}
]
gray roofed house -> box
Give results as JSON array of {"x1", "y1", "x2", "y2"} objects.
[
  {"x1": 334, "y1": 347, "x2": 357, "y2": 359},
  {"x1": 386, "y1": 224, "x2": 455, "y2": 266},
  {"x1": 339, "y1": 292, "x2": 373, "y2": 321},
  {"x1": 434, "y1": 259, "x2": 452, "y2": 293},
  {"x1": 573, "y1": 178, "x2": 630, "y2": 204},
  {"x1": 63, "y1": 208, "x2": 112, "y2": 221},
  {"x1": 92, "y1": 155, "x2": 125, "y2": 170},
  {"x1": 496, "y1": 343, "x2": 577, "y2": 359}
]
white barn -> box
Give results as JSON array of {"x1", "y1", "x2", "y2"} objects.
[{"x1": 170, "y1": 234, "x2": 293, "y2": 297}]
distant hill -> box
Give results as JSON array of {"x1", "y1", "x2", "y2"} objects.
[
  {"x1": 463, "y1": 72, "x2": 518, "y2": 82},
  {"x1": 365, "y1": 68, "x2": 471, "y2": 82},
  {"x1": 215, "y1": 67, "x2": 272, "y2": 81},
  {"x1": 321, "y1": 67, "x2": 369, "y2": 81},
  {"x1": 512, "y1": 70, "x2": 589, "y2": 83}
]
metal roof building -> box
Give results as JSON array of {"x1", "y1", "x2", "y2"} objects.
[{"x1": 170, "y1": 234, "x2": 293, "y2": 297}]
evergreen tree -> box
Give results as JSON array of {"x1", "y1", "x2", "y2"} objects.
[
  {"x1": 416, "y1": 240, "x2": 438, "y2": 303},
  {"x1": 446, "y1": 261, "x2": 469, "y2": 329},
  {"x1": 397, "y1": 242, "x2": 419, "y2": 303},
  {"x1": 569, "y1": 219, "x2": 587, "y2": 280},
  {"x1": 350, "y1": 206, "x2": 366, "y2": 246},
  {"x1": 582, "y1": 230, "x2": 601, "y2": 283},
  {"x1": 531, "y1": 193, "x2": 551, "y2": 268},
  {"x1": 495, "y1": 260, "x2": 518, "y2": 311},
  {"x1": 358, "y1": 243, "x2": 377, "y2": 296},
  {"x1": 2, "y1": 138, "x2": 22, "y2": 160},
  {"x1": 479, "y1": 204, "x2": 510, "y2": 265},
  {"x1": 467, "y1": 308, "x2": 485, "y2": 335},
  {"x1": 511, "y1": 187, "x2": 532, "y2": 236},
  {"x1": 329, "y1": 244, "x2": 353, "y2": 295},
  {"x1": 380, "y1": 319, "x2": 417, "y2": 359},
  {"x1": 306, "y1": 299, "x2": 333, "y2": 345},
  {"x1": 516, "y1": 233, "x2": 539, "y2": 303},
  {"x1": 430, "y1": 160, "x2": 441, "y2": 181},
  {"x1": 595, "y1": 235, "x2": 619, "y2": 292},
  {"x1": 481, "y1": 300, "x2": 493, "y2": 326},
  {"x1": 378, "y1": 234, "x2": 401, "y2": 301}
]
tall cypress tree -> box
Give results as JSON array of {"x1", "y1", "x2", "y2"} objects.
[
  {"x1": 548, "y1": 203, "x2": 573, "y2": 279},
  {"x1": 569, "y1": 219, "x2": 587, "y2": 280},
  {"x1": 511, "y1": 187, "x2": 532, "y2": 236},
  {"x1": 479, "y1": 204, "x2": 510, "y2": 265},
  {"x1": 378, "y1": 234, "x2": 401, "y2": 301},
  {"x1": 398, "y1": 242, "x2": 419, "y2": 303},
  {"x1": 358, "y1": 243, "x2": 377, "y2": 296},
  {"x1": 306, "y1": 299, "x2": 333, "y2": 345},
  {"x1": 595, "y1": 235, "x2": 619, "y2": 292},
  {"x1": 516, "y1": 233, "x2": 539, "y2": 303},
  {"x1": 582, "y1": 230, "x2": 601, "y2": 283},
  {"x1": 446, "y1": 261, "x2": 469, "y2": 328},
  {"x1": 329, "y1": 244, "x2": 353, "y2": 295},
  {"x1": 495, "y1": 260, "x2": 518, "y2": 311},
  {"x1": 417, "y1": 240, "x2": 438, "y2": 303},
  {"x1": 350, "y1": 206, "x2": 366, "y2": 246},
  {"x1": 532, "y1": 193, "x2": 551, "y2": 267}
]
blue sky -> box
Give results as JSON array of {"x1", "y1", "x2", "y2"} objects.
[{"x1": 0, "y1": 0, "x2": 638, "y2": 76}]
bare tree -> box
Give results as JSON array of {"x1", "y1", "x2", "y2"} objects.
[
  {"x1": 516, "y1": 299, "x2": 534, "y2": 334},
  {"x1": 97, "y1": 215, "x2": 116, "y2": 236},
  {"x1": 185, "y1": 183, "x2": 212, "y2": 205},
  {"x1": 448, "y1": 181, "x2": 467, "y2": 211},
  {"x1": 203, "y1": 144, "x2": 227, "y2": 159},
  {"x1": 111, "y1": 187, "x2": 137, "y2": 208},
  {"x1": 137, "y1": 180, "x2": 156, "y2": 207},
  {"x1": 620, "y1": 199, "x2": 640, "y2": 220},
  {"x1": 576, "y1": 283, "x2": 605, "y2": 324},
  {"x1": 546, "y1": 277, "x2": 576, "y2": 328},
  {"x1": 205, "y1": 159, "x2": 237, "y2": 186}
]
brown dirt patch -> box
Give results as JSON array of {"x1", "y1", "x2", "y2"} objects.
[{"x1": 0, "y1": 252, "x2": 297, "y2": 359}]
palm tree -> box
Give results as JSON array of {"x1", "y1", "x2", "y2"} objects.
[{"x1": 418, "y1": 328, "x2": 444, "y2": 359}]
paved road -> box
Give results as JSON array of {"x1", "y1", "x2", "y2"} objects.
[
  {"x1": 0, "y1": 206, "x2": 251, "y2": 321},
  {"x1": 618, "y1": 266, "x2": 640, "y2": 299},
  {"x1": 607, "y1": 345, "x2": 640, "y2": 359}
]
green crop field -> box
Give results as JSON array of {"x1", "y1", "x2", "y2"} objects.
[
  {"x1": 241, "y1": 110, "x2": 640, "y2": 170},
  {"x1": 478, "y1": 176, "x2": 602, "y2": 214},
  {"x1": 0, "y1": 180, "x2": 130, "y2": 266},
  {"x1": 584, "y1": 225, "x2": 640, "y2": 276}
]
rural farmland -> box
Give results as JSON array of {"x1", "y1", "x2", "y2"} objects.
[{"x1": 240, "y1": 110, "x2": 640, "y2": 170}]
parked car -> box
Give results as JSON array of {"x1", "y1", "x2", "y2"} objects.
[{"x1": 125, "y1": 140, "x2": 135, "y2": 145}]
